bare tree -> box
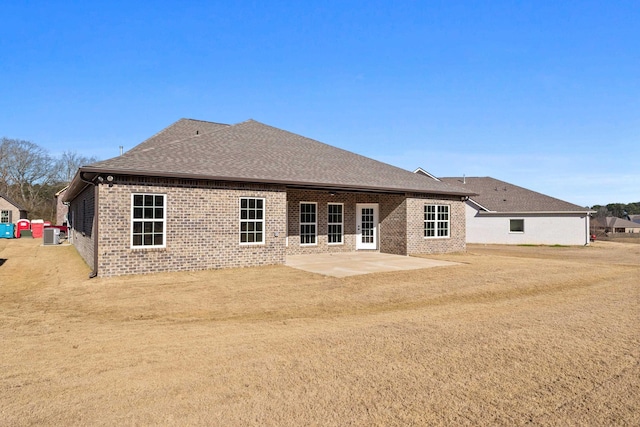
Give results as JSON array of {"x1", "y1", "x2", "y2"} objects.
[
  {"x1": 55, "y1": 151, "x2": 98, "y2": 183},
  {"x1": 0, "y1": 138, "x2": 56, "y2": 212}
]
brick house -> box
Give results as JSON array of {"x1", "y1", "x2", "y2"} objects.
[
  {"x1": 54, "y1": 186, "x2": 69, "y2": 225},
  {"x1": 63, "y1": 119, "x2": 472, "y2": 277},
  {"x1": 0, "y1": 193, "x2": 28, "y2": 224}
]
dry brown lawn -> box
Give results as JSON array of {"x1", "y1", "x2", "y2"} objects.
[{"x1": 1, "y1": 238, "x2": 638, "y2": 426}]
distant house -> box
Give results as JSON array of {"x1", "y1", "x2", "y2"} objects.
[
  {"x1": 414, "y1": 170, "x2": 593, "y2": 245},
  {"x1": 595, "y1": 216, "x2": 640, "y2": 234},
  {"x1": 629, "y1": 214, "x2": 640, "y2": 225},
  {"x1": 54, "y1": 186, "x2": 69, "y2": 226},
  {"x1": 63, "y1": 119, "x2": 472, "y2": 277},
  {"x1": 0, "y1": 193, "x2": 27, "y2": 224}
]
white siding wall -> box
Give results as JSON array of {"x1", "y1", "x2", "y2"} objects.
[{"x1": 465, "y1": 203, "x2": 590, "y2": 245}]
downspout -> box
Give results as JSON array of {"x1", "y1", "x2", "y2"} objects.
[
  {"x1": 585, "y1": 213, "x2": 591, "y2": 246},
  {"x1": 80, "y1": 172, "x2": 99, "y2": 278}
]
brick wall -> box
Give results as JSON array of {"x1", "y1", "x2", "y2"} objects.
[
  {"x1": 68, "y1": 185, "x2": 96, "y2": 270},
  {"x1": 95, "y1": 177, "x2": 287, "y2": 277},
  {"x1": 406, "y1": 195, "x2": 466, "y2": 254},
  {"x1": 55, "y1": 188, "x2": 68, "y2": 225},
  {"x1": 68, "y1": 179, "x2": 467, "y2": 277},
  {"x1": 285, "y1": 189, "x2": 407, "y2": 255}
]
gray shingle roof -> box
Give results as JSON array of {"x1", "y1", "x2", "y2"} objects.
[
  {"x1": 439, "y1": 177, "x2": 588, "y2": 212},
  {"x1": 126, "y1": 118, "x2": 229, "y2": 154},
  {"x1": 77, "y1": 119, "x2": 471, "y2": 196}
]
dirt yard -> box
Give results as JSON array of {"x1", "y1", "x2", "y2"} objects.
[{"x1": 1, "y1": 238, "x2": 638, "y2": 426}]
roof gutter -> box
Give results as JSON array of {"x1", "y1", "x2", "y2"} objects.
[
  {"x1": 477, "y1": 210, "x2": 596, "y2": 216},
  {"x1": 77, "y1": 167, "x2": 475, "y2": 198},
  {"x1": 79, "y1": 171, "x2": 99, "y2": 279}
]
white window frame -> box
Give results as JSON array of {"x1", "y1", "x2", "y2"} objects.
[
  {"x1": 130, "y1": 193, "x2": 167, "y2": 249},
  {"x1": 424, "y1": 204, "x2": 450, "y2": 238},
  {"x1": 239, "y1": 197, "x2": 265, "y2": 245},
  {"x1": 0, "y1": 210, "x2": 9, "y2": 223},
  {"x1": 300, "y1": 202, "x2": 317, "y2": 246},
  {"x1": 327, "y1": 203, "x2": 344, "y2": 245},
  {"x1": 509, "y1": 219, "x2": 525, "y2": 233}
]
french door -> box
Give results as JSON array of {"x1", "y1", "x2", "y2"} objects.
[{"x1": 356, "y1": 203, "x2": 378, "y2": 250}]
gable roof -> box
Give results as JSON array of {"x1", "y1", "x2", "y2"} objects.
[
  {"x1": 439, "y1": 177, "x2": 589, "y2": 213},
  {"x1": 65, "y1": 119, "x2": 471, "y2": 201},
  {"x1": 0, "y1": 193, "x2": 27, "y2": 211}
]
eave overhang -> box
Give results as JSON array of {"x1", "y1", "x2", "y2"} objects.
[{"x1": 63, "y1": 166, "x2": 474, "y2": 203}]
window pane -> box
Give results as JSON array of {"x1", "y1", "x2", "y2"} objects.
[
  {"x1": 155, "y1": 195, "x2": 164, "y2": 206},
  {"x1": 154, "y1": 222, "x2": 163, "y2": 232},
  {"x1": 144, "y1": 208, "x2": 154, "y2": 219},
  {"x1": 133, "y1": 208, "x2": 143, "y2": 219},
  {"x1": 154, "y1": 234, "x2": 163, "y2": 245},
  {"x1": 133, "y1": 234, "x2": 142, "y2": 246},
  {"x1": 155, "y1": 208, "x2": 163, "y2": 219},
  {"x1": 144, "y1": 195, "x2": 154, "y2": 206},
  {"x1": 133, "y1": 195, "x2": 143, "y2": 206},
  {"x1": 133, "y1": 222, "x2": 142, "y2": 233},
  {"x1": 510, "y1": 219, "x2": 524, "y2": 232},
  {"x1": 144, "y1": 234, "x2": 153, "y2": 245}
]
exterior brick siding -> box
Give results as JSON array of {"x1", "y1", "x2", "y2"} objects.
[
  {"x1": 286, "y1": 190, "x2": 465, "y2": 256},
  {"x1": 68, "y1": 179, "x2": 466, "y2": 277},
  {"x1": 286, "y1": 189, "x2": 407, "y2": 255},
  {"x1": 406, "y1": 195, "x2": 466, "y2": 254},
  {"x1": 95, "y1": 177, "x2": 287, "y2": 277},
  {"x1": 68, "y1": 185, "x2": 96, "y2": 270}
]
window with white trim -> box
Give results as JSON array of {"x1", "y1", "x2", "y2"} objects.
[
  {"x1": 510, "y1": 219, "x2": 524, "y2": 233},
  {"x1": 300, "y1": 202, "x2": 317, "y2": 245},
  {"x1": 131, "y1": 194, "x2": 166, "y2": 248},
  {"x1": 1, "y1": 210, "x2": 10, "y2": 223},
  {"x1": 424, "y1": 204, "x2": 450, "y2": 238},
  {"x1": 327, "y1": 203, "x2": 343, "y2": 244},
  {"x1": 240, "y1": 197, "x2": 265, "y2": 244}
]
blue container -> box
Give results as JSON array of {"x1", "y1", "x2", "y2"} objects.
[{"x1": 0, "y1": 223, "x2": 15, "y2": 238}]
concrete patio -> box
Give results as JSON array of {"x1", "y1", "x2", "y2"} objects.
[{"x1": 285, "y1": 252, "x2": 459, "y2": 277}]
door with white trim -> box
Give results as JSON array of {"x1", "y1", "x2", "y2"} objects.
[{"x1": 356, "y1": 203, "x2": 378, "y2": 250}]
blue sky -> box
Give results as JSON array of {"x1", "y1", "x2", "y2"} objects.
[{"x1": 1, "y1": 1, "x2": 638, "y2": 206}]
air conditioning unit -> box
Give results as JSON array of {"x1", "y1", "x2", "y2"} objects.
[{"x1": 43, "y1": 228, "x2": 60, "y2": 245}]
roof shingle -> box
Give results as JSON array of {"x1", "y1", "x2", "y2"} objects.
[
  {"x1": 439, "y1": 177, "x2": 588, "y2": 212},
  {"x1": 80, "y1": 119, "x2": 471, "y2": 196}
]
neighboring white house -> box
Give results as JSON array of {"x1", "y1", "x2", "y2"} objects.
[{"x1": 414, "y1": 169, "x2": 593, "y2": 246}]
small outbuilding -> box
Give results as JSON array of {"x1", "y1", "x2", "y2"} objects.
[{"x1": 0, "y1": 193, "x2": 28, "y2": 224}]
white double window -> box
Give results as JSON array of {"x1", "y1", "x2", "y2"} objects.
[
  {"x1": 131, "y1": 194, "x2": 166, "y2": 248},
  {"x1": 424, "y1": 204, "x2": 450, "y2": 238}
]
